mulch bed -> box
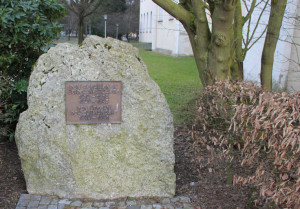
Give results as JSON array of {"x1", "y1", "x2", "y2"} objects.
[
  {"x1": 1, "y1": 126, "x2": 261, "y2": 209},
  {"x1": 174, "y1": 127, "x2": 261, "y2": 209},
  {"x1": 0, "y1": 140, "x2": 27, "y2": 208}
]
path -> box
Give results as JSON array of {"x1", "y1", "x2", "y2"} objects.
[{"x1": 16, "y1": 194, "x2": 194, "y2": 209}]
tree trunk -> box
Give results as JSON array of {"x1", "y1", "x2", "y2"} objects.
[
  {"x1": 232, "y1": 0, "x2": 244, "y2": 81},
  {"x1": 261, "y1": 0, "x2": 287, "y2": 90},
  {"x1": 78, "y1": 16, "x2": 84, "y2": 44},
  {"x1": 208, "y1": 0, "x2": 237, "y2": 82},
  {"x1": 153, "y1": 0, "x2": 240, "y2": 87},
  {"x1": 187, "y1": 1, "x2": 238, "y2": 84},
  {"x1": 183, "y1": 1, "x2": 212, "y2": 86}
]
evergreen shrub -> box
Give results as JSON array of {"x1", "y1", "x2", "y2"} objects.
[{"x1": 0, "y1": 0, "x2": 65, "y2": 140}]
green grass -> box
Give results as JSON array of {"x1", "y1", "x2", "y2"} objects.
[{"x1": 138, "y1": 50, "x2": 202, "y2": 126}]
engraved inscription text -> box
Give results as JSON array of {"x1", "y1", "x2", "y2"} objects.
[{"x1": 65, "y1": 81, "x2": 122, "y2": 124}]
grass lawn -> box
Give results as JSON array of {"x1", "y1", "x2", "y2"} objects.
[{"x1": 138, "y1": 50, "x2": 202, "y2": 126}]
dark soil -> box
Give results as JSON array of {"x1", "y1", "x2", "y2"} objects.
[
  {"x1": 0, "y1": 140, "x2": 27, "y2": 208},
  {"x1": 174, "y1": 126, "x2": 260, "y2": 209},
  {"x1": 1, "y1": 126, "x2": 260, "y2": 209}
]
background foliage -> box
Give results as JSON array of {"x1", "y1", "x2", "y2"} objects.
[
  {"x1": 0, "y1": 0, "x2": 65, "y2": 79},
  {"x1": 59, "y1": 0, "x2": 139, "y2": 41},
  {"x1": 0, "y1": 0, "x2": 65, "y2": 141},
  {"x1": 0, "y1": 76, "x2": 27, "y2": 141}
]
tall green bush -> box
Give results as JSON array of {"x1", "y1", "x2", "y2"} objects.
[
  {"x1": 0, "y1": 0, "x2": 65, "y2": 79},
  {"x1": 0, "y1": 0, "x2": 65, "y2": 141},
  {"x1": 0, "y1": 76, "x2": 27, "y2": 141}
]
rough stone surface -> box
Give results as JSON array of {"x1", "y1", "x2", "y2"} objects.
[
  {"x1": 15, "y1": 36, "x2": 175, "y2": 199},
  {"x1": 17, "y1": 199, "x2": 29, "y2": 207},
  {"x1": 37, "y1": 205, "x2": 48, "y2": 209},
  {"x1": 71, "y1": 200, "x2": 83, "y2": 206},
  {"x1": 93, "y1": 202, "x2": 104, "y2": 207},
  {"x1": 58, "y1": 199, "x2": 71, "y2": 205}
]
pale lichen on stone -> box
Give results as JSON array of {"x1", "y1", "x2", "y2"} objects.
[{"x1": 15, "y1": 36, "x2": 175, "y2": 199}]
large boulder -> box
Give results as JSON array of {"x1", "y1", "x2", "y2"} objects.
[{"x1": 15, "y1": 36, "x2": 175, "y2": 199}]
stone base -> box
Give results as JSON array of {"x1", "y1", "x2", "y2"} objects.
[{"x1": 16, "y1": 194, "x2": 193, "y2": 209}]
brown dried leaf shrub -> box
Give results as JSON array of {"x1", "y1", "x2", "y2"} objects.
[{"x1": 192, "y1": 80, "x2": 300, "y2": 208}]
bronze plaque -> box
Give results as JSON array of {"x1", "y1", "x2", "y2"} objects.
[{"x1": 65, "y1": 81, "x2": 122, "y2": 124}]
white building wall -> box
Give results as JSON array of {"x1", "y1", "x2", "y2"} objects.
[
  {"x1": 178, "y1": 24, "x2": 193, "y2": 56},
  {"x1": 243, "y1": 0, "x2": 300, "y2": 91},
  {"x1": 139, "y1": 0, "x2": 193, "y2": 56},
  {"x1": 139, "y1": 0, "x2": 155, "y2": 43},
  {"x1": 154, "y1": 7, "x2": 178, "y2": 55},
  {"x1": 286, "y1": 3, "x2": 300, "y2": 91}
]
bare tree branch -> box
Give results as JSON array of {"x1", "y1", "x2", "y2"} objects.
[
  {"x1": 152, "y1": 0, "x2": 192, "y2": 26},
  {"x1": 242, "y1": 0, "x2": 249, "y2": 11},
  {"x1": 243, "y1": 24, "x2": 267, "y2": 57},
  {"x1": 261, "y1": 0, "x2": 288, "y2": 89},
  {"x1": 244, "y1": 0, "x2": 269, "y2": 51},
  {"x1": 243, "y1": 0, "x2": 256, "y2": 24},
  {"x1": 191, "y1": 0, "x2": 209, "y2": 24},
  {"x1": 244, "y1": 10, "x2": 252, "y2": 50},
  {"x1": 83, "y1": 0, "x2": 103, "y2": 17}
]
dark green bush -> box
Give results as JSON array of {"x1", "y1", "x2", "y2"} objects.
[
  {"x1": 0, "y1": 76, "x2": 28, "y2": 141},
  {"x1": 0, "y1": 0, "x2": 65, "y2": 141},
  {"x1": 0, "y1": 0, "x2": 65, "y2": 79}
]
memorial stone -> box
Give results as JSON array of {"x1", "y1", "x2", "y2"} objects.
[{"x1": 15, "y1": 36, "x2": 175, "y2": 199}]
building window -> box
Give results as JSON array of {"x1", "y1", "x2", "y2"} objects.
[
  {"x1": 140, "y1": 14, "x2": 143, "y2": 33},
  {"x1": 158, "y1": 7, "x2": 163, "y2": 22},
  {"x1": 143, "y1": 13, "x2": 146, "y2": 32},
  {"x1": 146, "y1": 12, "x2": 148, "y2": 33},
  {"x1": 150, "y1": 12, "x2": 152, "y2": 33}
]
